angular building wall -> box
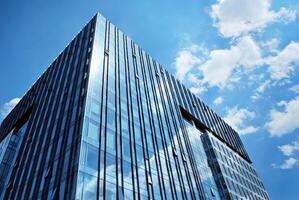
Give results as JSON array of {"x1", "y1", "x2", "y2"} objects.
[
  {"x1": 0, "y1": 13, "x2": 269, "y2": 200},
  {"x1": 0, "y1": 15, "x2": 97, "y2": 199}
]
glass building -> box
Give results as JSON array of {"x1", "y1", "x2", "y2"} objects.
[{"x1": 0, "y1": 13, "x2": 269, "y2": 200}]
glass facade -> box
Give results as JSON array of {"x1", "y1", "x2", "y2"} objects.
[
  {"x1": 0, "y1": 12, "x2": 269, "y2": 200},
  {"x1": 0, "y1": 120, "x2": 28, "y2": 195},
  {"x1": 202, "y1": 132, "x2": 269, "y2": 200},
  {"x1": 183, "y1": 119, "x2": 220, "y2": 200}
]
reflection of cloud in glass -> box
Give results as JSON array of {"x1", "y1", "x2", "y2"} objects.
[{"x1": 184, "y1": 123, "x2": 221, "y2": 199}]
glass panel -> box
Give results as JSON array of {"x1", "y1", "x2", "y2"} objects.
[
  {"x1": 86, "y1": 145, "x2": 98, "y2": 170},
  {"x1": 88, "y1": 121, "x2": 99, "y2": 141},
  {"x1": 106, "y1": 130, "x2": 115, "y2": 154},
  {"x1": 91, "y1": 100, "x2": 100, "y2": 114}
]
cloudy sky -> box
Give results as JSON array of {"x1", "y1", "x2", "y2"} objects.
[{"x1": 0, "y1": 0, "x2": 298, "y2": 199}]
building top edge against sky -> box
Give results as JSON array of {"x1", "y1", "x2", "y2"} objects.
[{"x1": 0, "y1": 12, "x2": 251, "y2": 163}]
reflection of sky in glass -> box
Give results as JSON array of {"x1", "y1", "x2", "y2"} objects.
[
  {"x1": 205, "y1": 133, "x2": 269, "y2": 200},
  {"x1": 0, "y1": 121, "x2": 28, "y2": 197},
  {"x1": 74, "y1": 12, "x2": 260, "y2": 200},
  {"x1": 183, "y1": 120, "x2": 221, "y2": 200},
  {"x1": 76, "y1": 13, "x2": 105, "y2": 200}
]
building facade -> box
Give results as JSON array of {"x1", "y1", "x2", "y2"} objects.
[{"x1": 0, "y1": 13, "x2": 269, "y2": 200}]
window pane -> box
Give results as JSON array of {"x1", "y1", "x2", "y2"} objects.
[
  {"x1": 87, "y1": 145, "x2": 98, "y2": 170},
  {"x1": 91, "y1": 100, "x2": 100, "y2": 114},
  {"x1": 122, "y1": 137, "x2": 131, "y2": 160},
  {"x1": 107, "y1": 108, "x2": 115, "y2": 128},
  {"x1": 106, "y1": 130, "x2": 115, "y2": 153},
  {"x1": 83, "y1": 174, "x2": 97, "y2": 200},
  {"x1": 88, "y1": 121, "x2": 99, "y2": 141}
]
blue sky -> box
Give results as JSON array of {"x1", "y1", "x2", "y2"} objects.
[{"x1": 0, "y1": 0, "x2": 298, "y2": 199}]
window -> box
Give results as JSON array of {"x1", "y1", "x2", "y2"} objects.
[
  {"x1": 91, "y1": 100, "x2": 100, "y2": 115},
  {"x1": 86, "y1": 145, "x2": 98, "y2": 170},
  {"x1": 82, "y1": 174, "x2": 97, "y2": 199},
  {"x1": 88, "y1": 121, "x2": 99, "y2": 141},
  {"x1": 107, "y1": 108, "x2": 115, "y2": 129},
  {"x1": 106, "y1": 130, "x2": 115, "y2": 153},
  {"x1": 122, "y1": 137, "x2": 131, "y2": 160}
]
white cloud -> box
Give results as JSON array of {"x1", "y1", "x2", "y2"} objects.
[
  {"x1": 257, "y1": 80, "x2": 271, "y2": 93},
  {"x1": 289, "y1": 85, "x2": 299, "y2": 94},
  {"x1": 213, "y1": 96, "x2": 224, "y2": 105},
  {"x1": 278, "y1": 139, "x2": 299, "y2": 156},
  {"x1": 265, "y1": 41, "x2": 299, "y2": 80},
  {"x1": 186, "y1": 73, "x2": 207, "y2": 95},
  {"x1": 1, "y1": 98, "x2": 20, "y2": 120},
  {"x1": 210, "y1": 0, "x2": 296, "y2": 38},
  {"x1": 262, "y1": 38, "x2": 280, "y2": 53},
  {"x1": 189, "y1": 86, "x2": 207, "y2": 95},
  {"x1": 251, "y1": 80, "x2": 271, "y2": 101},
  {"x1": 174, "y1": 48, "x2": 201, "y2": 81},
  {"x1": 188, "y1": 73, "x2": 202, "y2": 85},
  {"x1": 266, "y1": 96, "x2": 299, "y2": 137},
  {"x1": 200, "y1": 36, "x2": 262, "y2": 88},
  {"x1": 251, "y1": 94, "x2": 260, "y2": 101},
  {"x1": 273, "y1": 157, "x2": 299, "y2": 169},
  {"x1": 277, "y1": 100, "x2": 287, "y2": 107},
  {"x1": 224, "y1": 106, "x2": 258, "y2": 135}
]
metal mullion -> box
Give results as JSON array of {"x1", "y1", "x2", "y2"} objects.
[
  {"x1": 169, "y1": 75, "x2": 184, "y2": 107},
  {"x1": 149, "y1": 60, "x2": 181, "y2": 200},
  {"x1": 221, "y1": 117, "x2": 238, "y2": 152},
  {"x1": 207, "y1": 106, "x2": 222, "y2": 137},
  {"x1": 121, "y1": 34, "x2": 134, "y2": 198},
  {"x1": 211, "y1": 110, "x2": 226, "y2": 140},
  {"x1": 3, "y1": 58, "x2": 55, "y2": 199},
  {"x1": 38, "y1": 33, "x2": 80, "y2": 199},
  {"x1": 163, "y1": 69, "x2": 204, "y2": 200},
  {"x1": 54, "y1": 22, "x2": 93, "y2": 198},
  {"x1": 184, "y1": 88, "x2": 196, "y2": 117},
  {"x1": 94, "y1": 17, "x2": 109, "y2": 200},
  {"x1": 134, "y1": 45, "x2": 155, "y2": 199},
  {"x1": 102, "y1": 19, "x2": 111, "y2": 200},
  {"x1": 195, "y1": 99, "x2": 209, "y2": 129},
  {"x1": 207, "y1": 106, "x2": 221, "y2": 136},
  {"x1": 45, "y1": 33, "x2": 83, "y2": 197},
  {"x1": 144, "y1": 54, "x2": 167, "y2": 200},
  {"x1": 13, "y1": 48, "x2": 66, "y2": 198},
  {"x1": 27, "y1": 49, "x2": 73, "y2": 198},
  {"x1": 5, "y1": 56, "x2": 60, "y2": 198},
  {"x1": 32, "y1": 32, "x2": 82, "y2": 198},
  {"x1": 117, "y1": 31, "x2": 126, "y2": 199},
  {"x1": 138, "y1": 49, "x2": 157, "y2": 199},
  {"x1": 67, "y1": 16, "x2": 98, "y2": 200},
  {"x1": 199, "y1": 101, "x2": 213, "y2": 129},
  {"x1": 13, "y1": 61, "x2": 57, "y2": 198},
  {"x1": 165, "y1": 71, "x2": 206, "y2": 200},
  {"x1": 127, "y1": 39, "x2": 141, "y2": 199},
  {"x1": 188, "y1": 93, "x2": 202, "y2": 123},
  {"x1": 158, "y1": 68, "x2": 197, "y2": 200},
  {"x1": 131, "y1": 44, "x2": 147, "y2": 197},
  {"x1": 214, "y1": 114, "x2": 225, "y2": 139},
  {"x1": 115, "y1": 28, "x2": 122, "y2": 199},
  {"x1": 190, "y1": 94, "x2": 205, "y2": 126},
  {"x1": 122, "y1": 35, "x2": 138, "y2": 199},
  {"x1": 177, "y1": 81, "x2": 190, "y2": 112},
  {"x1": 146, "y1": 54, "x2": 168, "y2": 200},
  {"x1": 193, "y1": 98, "x2": 207, "y2": 127},
  {"x1": 155, "y1": 65, "x2": 192, "y2": 200}
]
